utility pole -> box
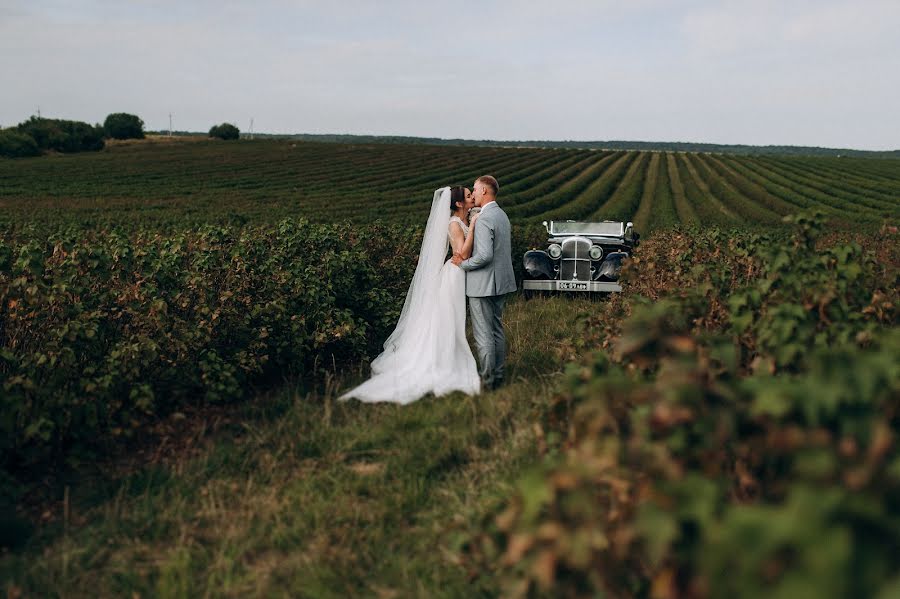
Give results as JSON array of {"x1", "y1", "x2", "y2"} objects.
[
  {"x1": 168, "y1": 113, "x2": 172, "y2": 137},
  {"x1": 250, "y1": 117, "x2": 254, "y2": 140},
  {"x1": 37, "y1": 106, "x2": 41, "y2": 118}
]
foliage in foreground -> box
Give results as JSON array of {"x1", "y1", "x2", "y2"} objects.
[
  {"x1": 463, "y1": 214, "x2": 900, "y2": 598},
  {"x1": 0, "y1": 220, "x2": 418, "y2": 475}
]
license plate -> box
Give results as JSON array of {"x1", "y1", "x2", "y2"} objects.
[{"x1": 559, "y1": 282, "x2": 588, "y2": 290}]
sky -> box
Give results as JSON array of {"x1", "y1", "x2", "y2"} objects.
[{"x1": 1, "y1": 0, "x2": 899, "y2": 150}]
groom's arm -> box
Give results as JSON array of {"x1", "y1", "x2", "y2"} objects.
[{"x1": 460, "y1": 218, "x2": 494, "y2": 271}]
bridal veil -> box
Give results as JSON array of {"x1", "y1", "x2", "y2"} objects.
[{"x1": 339, "y1": 187, "x2": 480, "y2": 403}]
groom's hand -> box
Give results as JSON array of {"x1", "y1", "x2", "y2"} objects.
[{"x1": 451, "y1": 253, "x2": 463, "y2": 266}]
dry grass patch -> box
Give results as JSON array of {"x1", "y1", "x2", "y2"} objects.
[{"x1": 1, "y1": 296, "x2": 603, "y2": 597}]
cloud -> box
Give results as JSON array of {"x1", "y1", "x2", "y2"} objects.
[
  {"x1": 0, "y1": 0, "x2": 897, "y2": 149},
  {"x1": 680, "y1": 0, "x2": 900, "y2": 56}
]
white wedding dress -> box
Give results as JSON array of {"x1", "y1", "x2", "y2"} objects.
[{"x1": 339, "y1": 187, "x2": 481, "y2": 404}]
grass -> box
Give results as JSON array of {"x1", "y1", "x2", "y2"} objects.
[{"x1": 1, "y1": 295, "x2": 600, "y2": 598}]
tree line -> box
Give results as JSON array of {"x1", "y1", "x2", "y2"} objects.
[
  {"x1": 0, "y1": 113, "x2": 242, "y2": 158},
  {"x1": 272, "y1": 133, "x2": 900, "y2": 159}
]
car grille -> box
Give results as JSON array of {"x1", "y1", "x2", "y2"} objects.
[{"x1": 560, "y1": 238, "x2": 592, "y2": 281}]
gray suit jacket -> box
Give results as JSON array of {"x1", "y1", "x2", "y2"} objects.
[{"x1": 460, "y1": 202, "x2": 517, "y2": 297}]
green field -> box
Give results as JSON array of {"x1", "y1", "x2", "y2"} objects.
[
  {"x1": 1, "y1": 139, "x2": 898, "y2": 229},
  {"x1": 1, "y1": 139, "x2": 899, "y2": 597}
]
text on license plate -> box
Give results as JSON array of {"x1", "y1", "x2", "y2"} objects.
[{"x1": 559, "y1": 282, "x2": 588, "y2": 290}]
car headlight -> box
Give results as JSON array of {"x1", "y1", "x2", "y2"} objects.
[
  {"x1": 548, "y1": 244, "x2": 562, "y2": 259},
  {"x1": 589, "y1": 245, "x2": 603, "y2": 261}
]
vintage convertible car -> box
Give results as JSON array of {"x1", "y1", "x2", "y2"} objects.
[{"x1": 522, "y1": 220, "x2": 639, "y2": 295}]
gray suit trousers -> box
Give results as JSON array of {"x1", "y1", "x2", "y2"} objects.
[{"x1": 469, "y1": 295, "x2": 507, "y2": 389}]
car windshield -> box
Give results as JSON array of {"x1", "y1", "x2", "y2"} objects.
[{"x1": 550, "y1": 221, "x2": 624, "y2": 236}]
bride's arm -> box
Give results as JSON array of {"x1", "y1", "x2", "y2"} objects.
[
  {"x1": 449, "y1": 221, "x2": 467, "y2": 257},
  {"x1": 456, "y1": 212, "x2": 480, "y2": 260}
]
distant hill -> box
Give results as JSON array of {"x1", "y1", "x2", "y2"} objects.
[
  {"x1": 145, "y1": 131, "x2": 900, "y2": 158},
  {"x1": 258, "y1": 133, "x2": 900, "y2": 159}
]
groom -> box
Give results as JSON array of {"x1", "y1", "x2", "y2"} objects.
[{"x1": 452, "y1": 175, "x2": 516, "y2": 390}]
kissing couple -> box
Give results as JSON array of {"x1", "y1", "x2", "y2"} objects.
[{"x1": 340, "y1": 175, "x2": 516, "y2": 404}]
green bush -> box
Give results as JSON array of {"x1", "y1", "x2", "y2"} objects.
[
  {"x1": 0, "y1": 219, "x2": 418, "y2": 472},
  {"x1": 103, "y1": 112, "x2": 145, "y2": 140},
  {"x1": 0, "y1": 130, "x2": 40, "y2": 158},
  {"x1": 463, "y1": 213, "x2": 900, "y2": 598},
  {"x1": 15, "y1": 116, "x2": 104, "y2": 153},
  {"x1": 209, "y1": 123, "x2": 240, "y2": 140}
]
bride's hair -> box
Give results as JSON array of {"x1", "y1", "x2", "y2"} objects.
[{"x1": 449, "y1": 186, "x2": 466, "y2": 214}]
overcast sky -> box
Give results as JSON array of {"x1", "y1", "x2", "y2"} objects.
[{"x1": 2, "y1": 0, "x2": 898, "y2": 150}]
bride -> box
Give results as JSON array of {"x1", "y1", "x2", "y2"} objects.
[{"x1": 339, "y1": 186, "x2": 482, "y2": 404}]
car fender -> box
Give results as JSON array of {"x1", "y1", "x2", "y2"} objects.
[{"x1": 523, "y1": 250, "x2": 555, "y2": 280}]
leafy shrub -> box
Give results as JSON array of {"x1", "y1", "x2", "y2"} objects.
[
  {"x1": 209, "y1": 123, "x2": 240, "y2": 140},
  {"x1": 0, "y1": 219, "x2": 418, "y2": 472},
  {"x1": 15, "y1": 116, "x2": 104, "y2": 153},
  {"x1": 103, "y1": 112, "x2": 145, "y2": 140},
  {"x1": 0, "y1": 130, "x2": 40, "y2": 158},
  {"x1": 463, "y1": 213, "x2": 900, "y2": 598}
]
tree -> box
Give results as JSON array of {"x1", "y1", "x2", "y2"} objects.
[
  {"x1": 15, "y1": 117, "x2": 104, "y2": 153},
  {"x1": 209, "y1": 123, "x2": 240, "y2": 140},
  {"x1": 103, "y1": 112, "x2": 145, "y2": 139},
  {"x1": 16, "y1": 116, "x2": 67, "y2": 150},
  {"x1": 0, "y1": 129, "x2": 41, "y2": 158}
]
